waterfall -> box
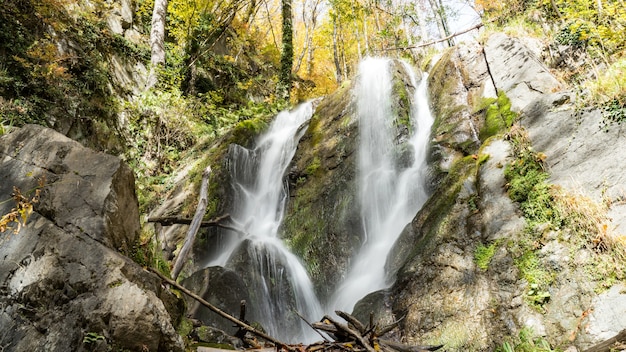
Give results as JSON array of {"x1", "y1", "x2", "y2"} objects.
[
  {"x1": 329, "y1": 58, "x2": 434, "y2": 313},
  {"x1": 202, "y1": 58, "x2": 433, "y2": 343},
  {"x1": 204, "y1": 102, "x2": 323, "y2": 343}
]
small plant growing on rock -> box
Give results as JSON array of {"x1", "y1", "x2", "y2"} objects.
[
  {"x1": 497, "y1": 327, "x2": 556, "y2": 352},
  {"x1": 474, "y1": 242, "x2": 496, "y2": 270},
  {"x1": 82, "y1": 331, "x2": 105, "y2": 344}
]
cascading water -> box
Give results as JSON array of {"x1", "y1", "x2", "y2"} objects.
[
  {"x1": 329, "y1": 58, "x2": 434, "y2": 313},
  {"x1": 202, "y1": 58, "x2": 433, "y2": 343},
  {"x1": 204, "y1": 102, "x2": 323, "y2": 343}
]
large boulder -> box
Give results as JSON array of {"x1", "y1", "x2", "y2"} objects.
[
  {"x1": 521, "y1": 92, "x2": 626, "y2": 348},
  {"x1": 0, "y1": 125, "x2": 184, "y2": 351},
  {"x1": 0, "y1": 124, "x2": 139, "y2": 251}
]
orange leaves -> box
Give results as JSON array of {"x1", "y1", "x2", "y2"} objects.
[{"x1": 0, "y1": 177, "x2": 45, "y2": 235}]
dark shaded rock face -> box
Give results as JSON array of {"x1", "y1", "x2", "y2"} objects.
[
  {"x1": 182, "y1": 266, "x2": 249, "y2": 337},
  {"x1": 0, "y1": 125, "x2": 183, "y2": 351}
]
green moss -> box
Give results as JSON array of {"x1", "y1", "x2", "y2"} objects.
[
  {"x1": 479, "y1": 92, "x2": 518, "y2": 141},
  {"x1": 176, "y1": 317, "x2": 194, "y2": 337},
  {"x1": 393, "y1": 75, "x2": 412, "y2": 133},
  {"x1": 474, "y1": 243, "x2": 497, "y2": 270},
  {"x1": 305, "y1": 156, "x2": 321, "y2": 176},
  {"x1": 230, "y1": 116, "x2": 269, "y2": 147}
]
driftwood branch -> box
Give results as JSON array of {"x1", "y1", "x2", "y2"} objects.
[
  {"x1": 147, "y1": 213, "x2": 248, "y2": 235},
  {"x1": 378, "y1": 21, "x2": 484, "y2": 51},
  {"x1": 311, "y1": 312, "x2": 442, "y2": 352},
  {"x1": 148, "y1": 267, "x2": 296, "y2": 351},
  {"x1": 322, "y1": 315, "x2": 377, "y2": 352},
  {"x1": 172, "y1": 166, "x2": 211, "y2": 280}
]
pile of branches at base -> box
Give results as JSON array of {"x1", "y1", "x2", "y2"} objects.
[{"x1": 304, "y1": 311, "x2": 443, "y2": 352}]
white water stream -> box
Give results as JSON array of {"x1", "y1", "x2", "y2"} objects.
[
  {"x1": 204, "y1": 103, "x2": 323, "y2": 343},
  {"x1": 202, "y1": 58, "x2": 433, "y2": 342},
  {"x1": 329, "y1": 58, "x2": 434, "y2": 313}
]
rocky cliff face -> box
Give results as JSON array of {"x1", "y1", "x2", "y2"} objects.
[
  {"x1": 386, "y1": 33, "x2": 626, "y2": 350},
  {"x1": 0, "y1": 125, "x2": 183, "y2": 351}
]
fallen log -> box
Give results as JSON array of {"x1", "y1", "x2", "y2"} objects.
[
  {"x1": 322, "y1": 315, "x2": 377, "y2": 352},
  {"x1": 379, "y1": 339, "x2": 444, "y2": 352},
  {"x1": 312, "y1": 313, "x2": 442, "y2": 352},
  {"x1": 148, "y1": 213, "x2": 248, "y2": 235},
  {"x1": 171, "y1": 166, "x2": 211, "y2": 279}
]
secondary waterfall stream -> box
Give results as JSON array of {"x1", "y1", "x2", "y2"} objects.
[
  {"x1": 205, "y1": 103, "x2": 323, "y2": 342},
  {"x1": 202, "y1": 58, "x2": 432, "y2": 342}
]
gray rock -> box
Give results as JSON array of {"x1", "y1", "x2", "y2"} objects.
[
  {"x1": 477, "y1": 139, "x2": 526, "y2": 241},
  {"x1": 584, "y1": 284, "x2": 626, "y2": 347},
  {"x1": 522, "y1": 95, "x2": 626, "y2": 235},
  {"x1": 484, "y1": 33, "x2": 562, "y2": 112},
  {"x1": 0, "y1": 124, "x2": 139, "y2": 251},
  {"x1": 0, "y1": 125, "x2": 184, "y2": 351}
]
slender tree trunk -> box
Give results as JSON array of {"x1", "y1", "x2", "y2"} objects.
[
  {"x1": 147, "y1": 0, "x2": 168, "y2": 89},
  {"x1": 437, "y1": 0, "x2": 454, "y2": 46},
  {"x1": 549, "y1": 0, "x2": 561, "y2": 18},
  {"x1": 306, "y1": 34, "x2": 315, "y2": 77},
  {"x1": 332, "y1": 18, "x2": 343, "y2": 85},
  {"x1": 245, "y1": 0, "x2": 259, "y2": 23},
  {"x1": 294, "y1": 0, "x2": 310, "y2": 74},
  {"x1": 352, "y1": 3, "x2": 362, "y2": 59},
  {"x1": 278, "y1": 0, "x2": 294, "y2": 100}
]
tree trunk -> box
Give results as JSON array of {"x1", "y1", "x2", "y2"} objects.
[
  {"x1": 147, "y1": 0, "x2": 168, "y2": 89},
  {"x1": 437, "y1": 0, "x2": 454, "y2": 46},
  {"x1": 278, "y1": 0, "x2": 294, "y2": 100},
  {"x1": 332, "y1": 18, "x2": 343, "y2": 85}
]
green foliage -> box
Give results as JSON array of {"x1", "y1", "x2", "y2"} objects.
[
  {"x1": 504, "y1": 137, "x2": 560, "y2": 229},
  {"x1": 504, "y1": 130, "x2": 561, "y2": 310},
  {"x1": 230, "y1": 116, "x2": 270, "y2": 147},
  {"x1": 305, "y1": 157, "x2": 322, "y2": 176},
  {"x1": 0, "y1": 0, "x2": 149, "y2": 148},
  {"x1": 496, "y1": 327, "x2": 557, "y2": 352},
  {"x1": 130, "y1": 228, "x2": 171, "y2": 276},
  {"x1": 600, "y1": 97, "x2": 626, "y2": 131},
  {"x1": 515, "y1": 248, "x2": 554, "y2": 308},
  {"x1": 474, "y1": 242, "x2": 497, "y2": 270},
  {"x1": 479, "y1": 92, "x2": 517, "y2": 141}
]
